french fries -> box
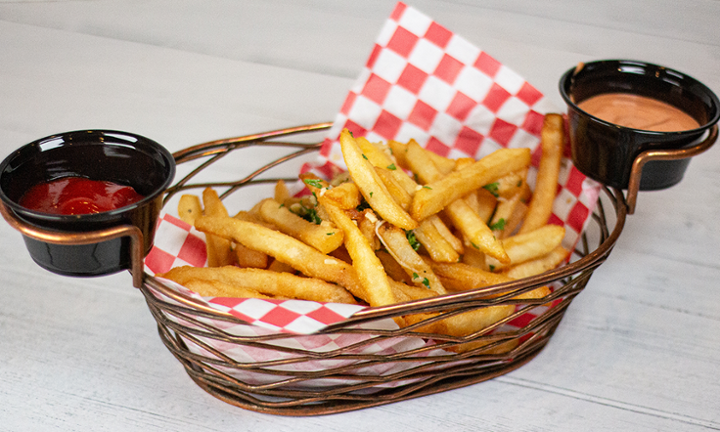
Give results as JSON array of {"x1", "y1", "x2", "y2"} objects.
[
  {"x1": 160, "y1": 265, "x2": 356, "y2": 304},
  {"x1": 194, "y1": 216, "x2": 366, "y2": 301},
  {"x1": 257, "y1": 197, "x2": 344, "y2": 254},
  {"x1": 339, "y1": 129, "x2": 417, "y2": 230},
  {"x1": 168, "y1": 115, "x2": 570, "y2": 350},
  {"x1": 202, "y1": 188, "x2": 235, "y2": 267},
  {"x1": 519, "y1": 114, "x2": 564, "y2": 233},
  {"x1": 178, "y1": 194, "x2": 202, "y2": 225},
  {"x1": 410, "y1": 147, "x2": 532, "y2": 222}
]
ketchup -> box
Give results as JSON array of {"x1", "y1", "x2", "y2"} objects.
[{"x1": 19, "y1": 176, "x2": 144, "y2": 215}]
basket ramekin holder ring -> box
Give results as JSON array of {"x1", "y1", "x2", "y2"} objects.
[{"x1": 624, "y1": 124, "x2": 717, "y2": 214}]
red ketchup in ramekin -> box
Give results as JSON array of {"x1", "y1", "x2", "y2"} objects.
[{"x1": 19, "y1": 176, "x2": 144, "y2": 215}]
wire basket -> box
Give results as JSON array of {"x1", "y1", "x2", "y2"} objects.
[
  {"x1": 139, "y1": 122, "x2": 633, "y2": 416},
  {"x1": 3, "y1": 122, "x2": 714, "y2": 416}
]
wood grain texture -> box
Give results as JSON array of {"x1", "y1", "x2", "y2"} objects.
[{"x1": 1, "y1": 1, "x2": 719, "y2": 430}]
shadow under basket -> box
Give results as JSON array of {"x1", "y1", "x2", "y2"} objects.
[
  {"x1": 4, "y1": 122, "x2": 715, "y2": 416},
  {"x1": 139, "y1": 122, "x2": 641, "y2": 417}
]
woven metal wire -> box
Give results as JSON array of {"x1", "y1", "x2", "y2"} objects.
[{"x1": 139, "y1": 122, "x2": 627, "y2": 415}]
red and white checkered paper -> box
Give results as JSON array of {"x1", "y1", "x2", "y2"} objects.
[{"x1": 144, "y1": 2, "x2": 600, "y2": 388}]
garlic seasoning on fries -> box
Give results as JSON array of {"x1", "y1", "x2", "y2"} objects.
[{"x1": 159, "y1": 114, "x2": 569, "y2": 345}]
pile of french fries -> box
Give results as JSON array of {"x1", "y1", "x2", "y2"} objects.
[{"x1": 159, "y1": 114, "x2": 570, "y2": 351}]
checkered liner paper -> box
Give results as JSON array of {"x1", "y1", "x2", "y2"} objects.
[{"x1": 145, "y1": 2, "x2": 600, "y2": 349}]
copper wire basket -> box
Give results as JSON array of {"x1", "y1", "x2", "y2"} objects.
[{"x1": 3, "y1": 122, "x2": 716, "y2": 416}]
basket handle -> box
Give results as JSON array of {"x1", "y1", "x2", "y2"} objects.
[
  {"x1": 0, "y1": 202, "x2": 146, "y2": 288},
  {"x1": 625, "y1": 124, "x2": 718, "y2": 214}
]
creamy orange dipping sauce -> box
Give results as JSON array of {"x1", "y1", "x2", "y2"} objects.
[{"x1": 578, "y1": 93, "x2": 700, "y2": 132}]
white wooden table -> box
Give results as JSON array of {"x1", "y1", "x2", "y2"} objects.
[{"x1": 1, "y1": 1, "x2": 719, "y2": 430}]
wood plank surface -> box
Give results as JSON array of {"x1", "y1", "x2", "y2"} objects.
[{"x1": 1, "y1": 1, "x2": 719, "y2": 430}]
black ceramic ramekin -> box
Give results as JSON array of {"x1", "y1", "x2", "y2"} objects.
[
  {"x1": 0, "y1": 130, "x2": 175, "y2": 278},
  {"x1": 560, "y1": 59, "x2": 720, "y2": 190}
]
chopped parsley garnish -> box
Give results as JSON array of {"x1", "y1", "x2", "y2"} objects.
[
  {"x1": 471, "y1": 242, "x2": 480, "y2": 250},
  {"x1": 289, "y1": 200, "x2": 322, "y2": 225},
  {"x1": 303, "y1": 178, "x2": 323, "y2": 189},
  {"x1": 362, "y1": 154, "x2": 368, "y2": 160},
  {"x1": 489, "y1": 218, "x2": 506, "y2": 231},
  {"x1": 422, "y1": 278, "x2": 430, "y2": 288},
  {"x1": 387, "y1": 163, "x2": 397, "y2": 170},
  {"x1": 483, "y1": 182, "x2": 500, "y2": 197},
  {"x1": 304, "y1": 207, "x2": 322, "y2": 225},
  {"x1": 406, "y1": 230, "x2": 420, "y2": 251},
  {"x1": 422, "y1": 185, "x2": 432, "y2": 190}
]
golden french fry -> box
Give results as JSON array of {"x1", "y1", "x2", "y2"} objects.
[
  {"x1": 450, "y1": 338, "x2": 520, "y2": 355},
  {"x1": 340, "y1": 129, "x2": 417, "y2": 230},
  {"x1": 426, "y1": 305, "x2": 516, "y2": 337},
  {"x1": 427, "y1": 215, "x2": 463, "y2": 253},
  {"x1": 202, "y1": 188, "x2": 235, "y2": 267},
  {"x1": 486, "y1": 224, "x2": 566, "y2": 271},
  {"x1": 329, "y1": 245, "x2": 353, "y2": 264},
  {"x1": 475, "y1": 188, "x2": 498, "y2": 224},
  {"x1": 234, "y1": 209, "x2": 277, "y2": 230},
  {"x1": 387, "y1": 140, "x2": 409, "y2": 169},
  {"x1": 320, "y1": 199, "x2": 397, "y2": 307},
  {"x1": 180, "y1": 279, "x2": 272, "y2": 300},
  {"x1": 460, "y1": 242, "x2": 486, "y2": 269},
  {"x1": 159, "y1": 265, "x2": 356, "y2": 304},
  {"x1": 410, "y1": 303, "x2": 517, "y2": 355},
  {"x1": 258, "y1": 198, "x2": 343, "y2": 254},
  {"x1": 323, "y1": 181, "x2": 362, "y2": 210},
  {"x1": 416, "y1": 140, "x2": 456, "y2": 175},
  {"x1": 376, "y1": 250, "x2": 414, "y2": 285},
  {"x1": 490, "y1": 191, "x2": 524, "y2": 239},
  {"x1": 503, "y1": 200, "x2": 528, "y2": 240},
  {"x1": 405, "y1": 139, "x2": 442, "y2": 184},
  {"x1": 232, "y1": 208, "x2": 272, "y2": 268},
  {"x1": 519, "y1": 114, "x2": 564, "y2": 234},
  {"x1": 234, "y1": 243, "x2": 269, "y2": 269},
  {"x1": 178, "y1": 194, "x2": 202, "y2": 226},
  {"x1": 446, "y1": 198, "x2": 510, "y2": 263},
  {"x1": 267, "y1": 258, "x2": 297, "y2": 274},
  {"x1": 355, "y1": 136, "x2": 396, "y2": 169},
  {"x1": 274, "y1": 179, "x2": 291, "y2": 203},
  {"x1": 357, "y1": 209, "x2": 380, "y2": 251},
  {"x1": 413, "y1": 219, "x2": 460, "y2": 263},
  {"x1": 388, "y1": 169, "x2": 419, "y2": 196},
  {"x1": 202, "y1": 187, "x2": 228, "y2": 217},
  {"x1": 194, "y1": 216, "x2": 366, "y2": 300},
  {"x1": 411, "y1": 148, "x2": 532, "y2": 221},
  {"x1": 375, "y1": 166, "x2": 413, "y2": 211},
  {"x1": 437, "y1": 280, "x2": 550, "y2": 354},
  {"x1": 503, "y1": 245, "x2": 570, "y2": 279},
  {"x1": 390, "y1": 279, "x2": 436, "y2": 303},
  {"x1": 490, "y1": 168, "x2": 529, "y2": 199},
  {"x1": 453, "y1": 157, "x2": 475, "y2": 170},
  {"x1": 377, "y1": 223, "x2": 446, "y2": 295},
  {"x1": 462, "y1": 188, "x2": 482, "y2": 214},
  {"x1": 427, "y1": 260, "x2": 513, "y2": 291}
]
